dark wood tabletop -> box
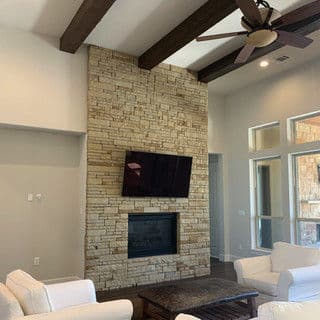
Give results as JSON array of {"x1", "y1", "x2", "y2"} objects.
[{"x1": 138, "y1": 277, "x2": 259, "y2": 314}]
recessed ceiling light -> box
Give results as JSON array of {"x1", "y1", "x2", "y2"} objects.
[{"x1": 260, "y1": 60, "x2": 269, "y2": 68}]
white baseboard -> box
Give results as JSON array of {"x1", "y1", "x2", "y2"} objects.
[{"x1": 219, "y1": 254, "x2": 242, "y2": 262}]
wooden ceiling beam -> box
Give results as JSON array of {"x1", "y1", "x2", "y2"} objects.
[
  {"x1": 138, "y1": 0, "x2": 238, "y2": 70},
  {"x1": 60, "y1": 0, "x2": 117, "y2": 54},
  {"x1": 198, "y1": 12, "x2": 320, "y2": 83}
]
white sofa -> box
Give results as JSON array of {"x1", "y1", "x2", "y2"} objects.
[
  {"x1": 234, "y1": 242, "x2": 320, "y2": 301},
  {"x1": 0, "y1": 270, "x2": 133, "y2": 320},
  {"x1": 256, "y1": 300, "x2": 320, "y2": 320}
]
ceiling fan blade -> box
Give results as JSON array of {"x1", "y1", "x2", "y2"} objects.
[
  {"x1": 236, "y1": 0, "x2": 263, "y2": 26},
  {"x1": 234, "y1": 44, "x2": 255, "y2": 64},
  {"x1": 272, "y1": 0, "x2": 320, "y2": 28},
  {"x1": 196, "y1": 31, "x2": 248, "y2": 42},
  {"x1": 276, "y1": 30, "x2": 313, "y2": 48}
]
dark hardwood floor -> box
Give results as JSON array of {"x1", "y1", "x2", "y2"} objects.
[
  {"x1": 97, "y1": 258, "x2": 237, "y2": 319},
  {"x1": 210, "y1": 258, "x2": 236, "y2": 282}
]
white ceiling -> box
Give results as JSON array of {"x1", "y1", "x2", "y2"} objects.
[
  {"x1": 86, "y1": 0, "x2": 207, "y2": 56},
  {"x1": 0, "y1": 0, "x2": 319, "y2": 91}
]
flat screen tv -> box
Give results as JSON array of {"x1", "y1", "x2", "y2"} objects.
[{"x1": 122, "y1": 151, "x2": 192, "y2": 197}]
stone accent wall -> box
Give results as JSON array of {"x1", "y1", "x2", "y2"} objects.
[{"x1": 86, "y1": 46, "x2": 210, "y2": 290}]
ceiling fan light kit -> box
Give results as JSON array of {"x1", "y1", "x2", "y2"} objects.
[
  {"x1": 196, "y1": 0, "x2": 320, "y2": 64},
  {"x1": 246, "y1": 29, "x2": 278, "y2": 47}
]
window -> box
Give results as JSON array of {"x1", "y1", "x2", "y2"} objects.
[
  {"x1": 294, "y1": 151, "x2": 320, "y2": 248},
  {"x1": 250, "y1": 123, "x2": 280, "y2": 151},
  {"x1": 249, "y1": 112, "x2": 320, "y2": 251},
  {"x1": 253, "y1": 158, "x2": 284, "y2": 249},
  {"x1": 292, "y1": 113, "x2": 320, "y2": 144}
]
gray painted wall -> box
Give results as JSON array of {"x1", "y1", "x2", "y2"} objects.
[{"x1": 0, "y1": 127, "x2": 85, "y2": 282}]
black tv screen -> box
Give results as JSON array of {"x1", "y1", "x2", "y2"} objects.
[{"x1": 122, "y1": 151, "x2": 192, "y2": 197}]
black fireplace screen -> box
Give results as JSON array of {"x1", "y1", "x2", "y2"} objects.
[{"x1": 128, "y1": 213, "x2": 177, "y2": 258}]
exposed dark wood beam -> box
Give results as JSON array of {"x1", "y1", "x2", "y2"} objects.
[
  {"x1": 198, "y1": 12, "x2": 320, "y2": 83},
  {"x1": 138, "y1": 0, "x2": 238, "y2": 70},
  {"x1": 60, "y1": 0, "x2": 117, "y2": 53}
]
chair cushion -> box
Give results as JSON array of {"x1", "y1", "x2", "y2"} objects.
[
  {"x1": 243, "y1": 272, "x2": 279, "y2": 296},
  {"x1": 14, "y1": 300, "x2": 133, "y2": 320},
  {"x1": 0, "y1": 283, "x2": 24, "y2": 320},
  {"x1": 258, "y1": 301, "x2": 320, "y2": 320},
  {"x1": 45, "y1": 279, "x2": 96, "y2": 311},
  {"x1": 6, "y1": 270, "x2": 51, "y2": 315},
  {"x1": 271, "y1": 242, "x2": 320, "y2": 273}
]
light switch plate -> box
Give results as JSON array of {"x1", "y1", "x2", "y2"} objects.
[
  {"x1": 33, "y1": 257, "x2": 40, "y2": 266},
  {"x1": 27, "y1": 194, "x2": 33, "y2": 202}
]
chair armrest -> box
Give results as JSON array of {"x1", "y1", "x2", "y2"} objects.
[
  {"x1": 45, "y1": 280, "x2": 96, "y2": 311},
  {"x1": 257, "y1": 301, "x2": 320, "y2": 320},
  {"x1": 278, "y1": 264, "x2": 320, "y2": 301},
  {"x1": 18, "y1": 300, "x2": 133, "y2": 320},
  {"x1": 175, "y1": 314, "x2": 201, "y2": 320},
  {"x1": 234, "y1": 255, "x2": 271, "y2": 284}
]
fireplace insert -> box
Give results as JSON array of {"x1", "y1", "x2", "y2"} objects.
[{"x1": 128, "y1": 213, "x2": 178, "y2": 258}]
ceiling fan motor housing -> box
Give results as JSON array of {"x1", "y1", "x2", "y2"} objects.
[
  {"x1": 241, "y1": 7, "x2": 281, "y2": 47},
  {"x1": 241, "y1": 7, "x2": 281, "y2": 31}
]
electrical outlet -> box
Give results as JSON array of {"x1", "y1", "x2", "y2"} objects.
[
  {"x1": 33, "y1": 257, "x2": 40, "y2": 266},
  {"x1": 27, "y1": 194, "x2": 33, "y2": 202}
]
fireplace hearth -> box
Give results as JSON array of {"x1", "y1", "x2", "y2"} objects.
[{"x1": 128, "y1": 213, "x2": 178, "y2": 259}]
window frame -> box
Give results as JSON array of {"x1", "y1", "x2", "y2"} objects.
[
  {"x1": 292, "y1": 150, "x2": 320, "y2": 246},
  {"x1": 291, "y1": 111, "x2": 320, "y2": 145},
  {"x1": 248, "y1": 111, "x2": 320, "y2": 252},
  {"x1": 251, "y1": 156, "x2": 284, "y2": 250},
  {"x1": 249, "y1": 121, "x2": 280, "y2": 152}
]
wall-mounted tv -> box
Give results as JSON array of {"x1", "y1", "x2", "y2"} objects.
[{"x1": 122, "y1": 151, "x2": 192, "y2": 197}]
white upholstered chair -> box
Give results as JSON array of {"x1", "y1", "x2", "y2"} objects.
[
  {"x1": 0, "y1": 270, "x2": 133, "y2": 320},
  {"x1": 255, "y1": 300, "x2": 320, "y2": 320},
  {"x1": 234, "y1": 242, "x2": 320, "y2": 301},
  {"x1": 175, "y1": 315, "x2": 201, "y2": 320}
]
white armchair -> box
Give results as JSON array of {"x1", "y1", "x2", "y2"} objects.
[
  {"x1": 234, "y1": 242, "x2": 320, "y2": 301},
  {"x1": 175, "y1": 315, "x2": 201, "y2": 320},
  {"x1": 256, "y1": 301, "x2": 320, "y2": 320},
  {"x1": 0, "y1": 270, "x2": 133, "y2": 320}
]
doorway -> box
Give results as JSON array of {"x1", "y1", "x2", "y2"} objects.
[{"x1": 209, "y1": 153, "x2": 224, "y2": 260}]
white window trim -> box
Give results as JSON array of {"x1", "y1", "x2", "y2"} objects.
[
  {"x1": 250, "y1": 156, "x2": 283, "y2": 251},
  {"x1": 288, "y1": 111, "x2": 320, "y2": 145},
  {"x1": 291, "y1": 149, "x2": 320, "y2": 246},
  {"x1": 248, "y1": 121, "x2": 280, "y2": 152}
]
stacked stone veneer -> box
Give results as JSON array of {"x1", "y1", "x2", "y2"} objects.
[{"x1": 86, "y1": 46, "x2": 210, "y2": 291}]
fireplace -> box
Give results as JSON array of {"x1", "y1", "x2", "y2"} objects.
[{"x1": 128, "y1": 213, "x2": 178, "y2": 259}]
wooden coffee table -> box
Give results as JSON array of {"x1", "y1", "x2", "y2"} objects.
[{"x1": 138, "y1": 278, "x2": 259, "y2": 320}]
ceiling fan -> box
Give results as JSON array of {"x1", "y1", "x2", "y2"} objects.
[{"x1": 196, "y1": 0, "x2": 320, "y2": 64}]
